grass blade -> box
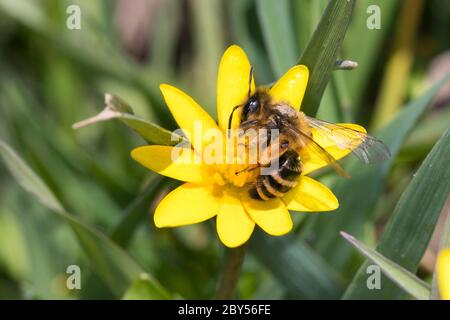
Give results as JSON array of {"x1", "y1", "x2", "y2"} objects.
[
  {"x1": 371, "y1": 0, "x2": 426, "y2": 130},
  {"x1": 343, "y1": 127, "x2": 450, "y2": 299},
  {"x1": 110, "y1": 176, "x2": 170, "y2": 247},
  {"x1": 190, "y1": 0, "x2": 225, "y2": 114},
  {"x1": 344, "y1": 0, "x2": 400, "y2": 108},
  {"x1": 122, "y1": 273, "x2": 171, "y2": 300},
  {"x1": 0, "y1": 141, "x2": 63, "y2": 213},
  {"x1": 228, "y1": 0, "x2": 274, "y2": 84},
  {"x1": 341, "y1": 231, "x2": 430, "y2": 300},
  {"x1": 250, "y1": 231, "x2": 343, "y2": 299},
  {"x1": 0, "y1": 139, "x2": 170, "y2": 298},
  {"x1": 0, "y1": 0, "x2": 172, "y2": 125},
  {"x1": 257, "y1": 0, "x2": 297, "y2": 77},
  {"x1": 311, "y1": 75, "x2": 450, "y2": 271},
  {"x1": 148, "y1": 0, "x2": 181, "y2": 74},
  {"x1": 298, "y1": 0, "x2": 355, "y2": 116}
]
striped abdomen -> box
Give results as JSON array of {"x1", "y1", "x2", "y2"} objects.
[{"x1": 249, "y1": 150, "x2": 301, "y2": 200}]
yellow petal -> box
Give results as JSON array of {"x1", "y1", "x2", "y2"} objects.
[
  {"x1": 131, "y1": 145, "x2": 214, "y2": 184},
  {"x1": 154, "y1": 183, "x2": 221, "y2": 227},
  {"x1": 216, "y1": 191, "x2": 255, "y2": 248},
  {"x1": 342, "y1": 123, "x2": 367, "y2": 132},
  {"x1": 242, "y1": 194, "x2": 292, "y2": 236},
  {"x1": 269, "y1": 65, "x2": 309, "y2": 110},
  {"x1": 160, "y1": 84, "x2": 220, "y2": 147},
  {"x1": 283, "y1": 176, "x2": 338, "y2": 212},
  {"x1": 217, "y1": 45, "x2": 255, "y2": 130},
  {"x1": 438, "y1": 248, "x2": 450, "y2": 300},
  {"x1": 302, "y1": 123, "x2": 367, "y2": 175}
]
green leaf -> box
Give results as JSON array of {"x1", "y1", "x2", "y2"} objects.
[
  {"x1": 345, "y1": 0, "x2": 400, "y2": 108},
  {"x1": 0, "y1": 141, "x2": 63, "y2": 214},
  {"x1": 190, "y1": 0, "x2": 225, "y2": 115},
  {"x1": 298, "y1": 0, "x2": 355, "y2": 116},
  {"x1": 0, "y1": 139, "x2": 170, "y2": 298},
  {"x1": 0, "y1": 0, "x2": 172, "y2": 126},
  {"x1": 401, "y1": 106, "x2": 450, "y2": 159},
  {"x1": 73, "y1": 94, "x2": 182, "y2": 146},
  {"x1": 110, "y1": 176, "x2": 170, "y2": 247},
  {"x1": 122, "y1": 273, "x2": 171, "y2": 300},
  {"x1": 0, "y1": 0, "x2": 48, "y2": 31},
  {"x1": 292, "y1": 0, "x2": 312, "y2": 53},
  {"x1": 257, "y1": 0, "x2": 297, "y2": 77},
  {"x1": 343, "y1": 127, "x2": 450, "y2": 299},
  {"x1": 340, "y1": 231, "x2": 430, "y2": 300},
  {"x1": 149, "y1": 0, "x2": 181, "y2": 74},
  {"x1": 328, "y1": 71, "x2": 354, "y2": 122},
  {"x1": 1, "y1": 77, "x2": 133, "y2": 197},
  {"x1": 311, "y1": 74, "x2": 450, "y2": 271},
  {"x1": 228, "y1": 0, "x2": 274, "y2": 84},
  {"x1": 250, "y1": 231, "x2": 343, "y2": 299},
  {"x1": 0, "y1": 204, "x2": 29, "y2": 279}
]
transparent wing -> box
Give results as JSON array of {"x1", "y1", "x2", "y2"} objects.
[
  {"x1": 295, "y1": 129, "x2": 350, "y2": 177},
  {"x1": 304, "y1": 116, "x2": 391, "y2": 164}
]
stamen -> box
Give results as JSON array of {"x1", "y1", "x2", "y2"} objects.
[{"x1": 214, "y1": 172, "x2": 226, "y2": 186}]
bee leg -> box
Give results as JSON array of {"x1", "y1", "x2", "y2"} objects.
[
  {"x1": 235, "y1": 164, "x2": 260, "y2": 175},
  {"x1": 239, "y1": 119, "x2": 260, "y2": 132}
]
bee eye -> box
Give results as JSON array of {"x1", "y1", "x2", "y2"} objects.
[
  {"x1": 242, "y1": 97, "x2": 260, "y2": 120},
  {"x1": 248, "y1": 98, "x2": 259, "y2": 111}
]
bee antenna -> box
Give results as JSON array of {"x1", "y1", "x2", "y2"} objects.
[
  {"x1": 235, "y1": 165, "x2": 260, "y2": 175},
  {"x1": 227, "y1": 66, "x2": 253, "y2": 135},
  {"x1": 228, "y1": 105, "x2": 241, "y2": 133},
  {"x1": 248, "y1": 66, "x2": 254, "y2": 98}
]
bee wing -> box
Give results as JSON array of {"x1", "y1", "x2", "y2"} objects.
[
  {"x1": 304, "y1": 116, "x2": 391, "y2": 164},
  {"x1": 295, "y1": 129, "x2": 350, "y2": 177}
]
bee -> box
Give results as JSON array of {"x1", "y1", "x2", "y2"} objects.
[{"x1": 228, "y1": 68, "x2": 391, "y2": 201}]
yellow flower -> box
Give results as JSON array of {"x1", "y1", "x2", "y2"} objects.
[
  {"x1": 131, "y1": 45, "x2": 360, "y2": 248},
  {"x1": 437, "y1": 248, "x2": 450, "y2": 300}
]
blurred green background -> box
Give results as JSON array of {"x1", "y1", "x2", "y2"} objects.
[{"x1": 0, "y1": 0, "x2": 449, "y2": 300}]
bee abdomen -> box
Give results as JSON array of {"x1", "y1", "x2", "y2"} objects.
[
  {"x1": 249, "y1": 151, "x2": 301, "y2": 200},
  {"x1": 249, "y1": 177, "x2": 275, "y2": 201}
]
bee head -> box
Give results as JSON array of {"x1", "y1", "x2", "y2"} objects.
[{"x1": 227, "y1": 95, "x2": 261, "y2": 131}]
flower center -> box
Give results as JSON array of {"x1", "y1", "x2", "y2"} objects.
[
  {"x1": 205, "y1": 132, "x2": 261, "y2": 188},
  {"x1": 213, "y1": 160, "x2": 259, "y2": 188}
]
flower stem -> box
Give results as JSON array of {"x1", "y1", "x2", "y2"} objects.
[{"x1": 215, "y1": 245, "x2": 247, "y2": 299}]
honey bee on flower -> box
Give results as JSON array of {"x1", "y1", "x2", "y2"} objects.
[{"x1": 131, "y1": 45, "x2": 390, "y2": 248}]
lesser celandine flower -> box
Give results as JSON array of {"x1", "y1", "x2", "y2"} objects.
[
  {"x1": 437, "y1": 248, "x2": 450, "y2": 300},
  {"x1": 131, "y1": 45, "x2": 365, "y2": 248}
]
